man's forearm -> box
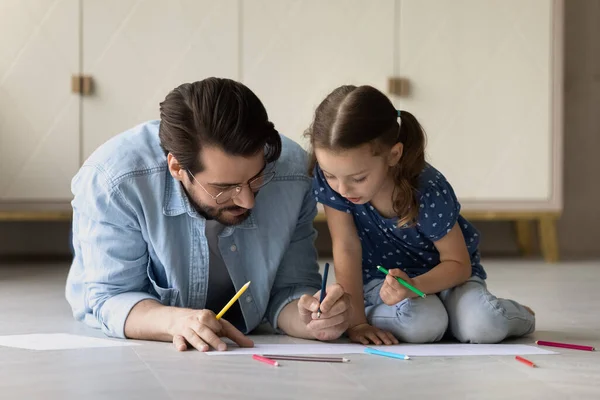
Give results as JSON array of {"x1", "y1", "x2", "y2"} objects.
[
  {"x1": 276, "y1": 300, "x2": 315, "y2": 340},
  {"x1": 123, "y1": 299, "x2": 179, "y2": 341}
]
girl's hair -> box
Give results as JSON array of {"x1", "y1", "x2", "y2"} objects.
[{"x1": 305, "y1": 85, "x2": 426, "y2": 227}]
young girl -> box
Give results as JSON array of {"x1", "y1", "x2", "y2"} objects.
[{"x1": 307, "y1": 85, "x2": 535, "y2": 345}]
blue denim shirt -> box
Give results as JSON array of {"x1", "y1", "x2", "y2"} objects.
[{"x1": 66, "y1": 120, "x2": 321, "y2": 338}]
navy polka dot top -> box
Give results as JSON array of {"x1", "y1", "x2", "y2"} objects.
[{"x1": 313, "y1": 163, "x2": 486, "y2": 286}]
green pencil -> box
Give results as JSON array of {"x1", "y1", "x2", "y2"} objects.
[{"x1": 377, "y1": 265, "x2": 426, "y2": 298}]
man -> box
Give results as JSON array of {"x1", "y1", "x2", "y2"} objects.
[{"x1": 66, "y1": 78, "x2": 350, "y2": 351}]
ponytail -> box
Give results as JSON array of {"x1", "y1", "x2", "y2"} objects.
[{"x1": 392, "y1": 110, "x2": 426, "y2": 227}]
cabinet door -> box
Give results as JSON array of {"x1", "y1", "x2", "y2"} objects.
[
  {"x1": 395, "y1": 0, "x2": 557, "y2": 209},
  {"x1": 243, "y1": 0, "x2": 395, "y2": 147},
  {"x1": 0, "y1": 0, "x2": 80, "y2": 201},
  {"x1": 82, "y1": 0, "x2": 239, "y2": 160}
]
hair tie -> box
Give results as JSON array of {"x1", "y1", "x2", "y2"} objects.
[{"x1": 397, "y1": 110, "x2": 401, "y2": 118}]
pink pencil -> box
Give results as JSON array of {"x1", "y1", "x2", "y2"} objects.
[
  {"x1": 536, "y1": 340, "x2": 595, "y2": 352},
  {"x1": 252, "y1": 354, "x2": 279, "y2": 367}
]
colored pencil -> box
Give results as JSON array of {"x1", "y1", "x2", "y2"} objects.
[
  {"x1": 252, "y1": 354, "x2": 279, "y2": 367},
  {"x1": 216, "y1": 281, "x2": 251, "y2": 320},
  {"x1": 261, "y1": 355, "x2": 350, "y2": 363},
  {"x1": 317, "y1": 262, "x2": 330, "y2": 318},
  {"x1": 377, "y1": 265, "x2": 426, "y2": 298},
  {"x1": 536, "y1": 340, "x2": 595, "y2": 352},
  {"x1": 515, "y1": 355, "x2": 536, "y2": 368},
  {"x1": 365, "y1": 347, "x2": 410, "y2": 360}
]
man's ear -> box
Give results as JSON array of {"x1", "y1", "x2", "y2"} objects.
[
  {"x1": 167, "y1": 153, "x2": 185, "y2": 182},
  {"x1": 388, "y1": 142, "x2": 403, "y2": 166}
]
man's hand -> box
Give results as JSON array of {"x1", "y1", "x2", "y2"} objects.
[
  {"x1": 379, "y1": 269, "x2": 420, "y2": 305},
  {"x1": 347, "y1": 323, "x2": 398, "y2": 345},
  {"x1": 168, "y1": 309, "x2": 254, "y2": 352},
  {"x1": 297, "y1": 283, "x2": 351, "y2": 341}
]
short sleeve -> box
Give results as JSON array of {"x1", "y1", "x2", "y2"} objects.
[
  {"x1": 311, "y1": 165, "x2": 353, "y2": 213},
  {"x1": 416, "y1": 177, "x2": 461, "y2": 241}
]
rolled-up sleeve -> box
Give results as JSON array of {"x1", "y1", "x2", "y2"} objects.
[
  {"x1": 70, "y1": 165, "x2": 157, "y2": 338},
  {"x1": 266, "y1": 182, "x2": 322, "y2": 330}
]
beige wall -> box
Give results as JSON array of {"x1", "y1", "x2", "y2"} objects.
[{"x1": 1, "y1": 0, "x2": 599, "y2": 260}]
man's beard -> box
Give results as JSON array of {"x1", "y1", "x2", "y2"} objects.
[
  {"x1": 191, "y1": 198, "x2": 251, "y2": 226},
  {"x1": 182, "y1": 184, "x2": 254, "y2": 226}
]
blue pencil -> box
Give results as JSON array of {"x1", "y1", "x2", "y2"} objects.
[
  {"x1": 317, "y1": 262, "x2": 329, "y2": 318},
  {"x1": 365, "y1": 347, "x2": 410, "y2": 360}
]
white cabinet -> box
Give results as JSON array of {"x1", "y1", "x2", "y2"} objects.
[
  {"x1": 242, "y1": 0, "x2": 395, "y2": 147},
  {"x1": 0, "y1": 0, "x2": 80, "y2": 201},
  {"x1": 81, "y1": 0, "x2": 239, "y2": 159},
  {"x1": 394, "y1": 0, "x2": 562, "y2": 212},
  {"x1": 243, "y1": 0, "x2": 562, "y2": 212},
  {"x1": 0, "y1": 0, "x2": 563, "y2": 217}
]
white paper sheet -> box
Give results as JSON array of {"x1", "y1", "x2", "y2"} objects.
[
  {"x1": 0, "y1": 333, "x2": 140, "y2": 350},
  {"x1": 204, "y1": 343, "x2": 557, "y2": 357}
]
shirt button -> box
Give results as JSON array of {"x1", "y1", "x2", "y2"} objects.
[
  {"x1": 245, "y1": 295, "x2": 252, "y2": 303},
  {"x1": 230, "y1": 245, "x2": 237, "y2": 252}
]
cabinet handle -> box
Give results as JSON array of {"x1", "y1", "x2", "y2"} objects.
[
  {"x1": 71, "y1": 75, "x2": 94, "y2": 95},
  {"x1": 388, "y1": 77, "x2": 410, "y2": 96}
]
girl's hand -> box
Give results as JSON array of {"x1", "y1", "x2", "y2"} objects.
[
  {"x1": 347, "y1": 323, "x2": 398, "y2": 345},
  {"x1": 379, "y1": 268, "x2": 420, "y2": 305}
]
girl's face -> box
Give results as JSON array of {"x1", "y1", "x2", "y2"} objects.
[{"x1": 315, "y1": 143, "x2": 402, "y2": 205}]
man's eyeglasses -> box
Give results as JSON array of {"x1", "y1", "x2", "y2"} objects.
[{"x1": 187, "y1": 169, "x2": 276, "y2": 205}]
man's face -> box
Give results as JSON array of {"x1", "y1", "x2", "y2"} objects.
[{"x1": 169, "y1": 147, "x2": 266, "y2": 226}]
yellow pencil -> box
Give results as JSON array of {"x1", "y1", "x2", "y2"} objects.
[{"x1": 215, "y1": 281, "x2": 251, "y2": 320}]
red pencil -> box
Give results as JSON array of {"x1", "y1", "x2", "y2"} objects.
[
  {"x1": 536, "y1": 340, "x2": 595, "y2": 352},
  {"x1": 252, "y1": 354, "x2": 279, "y2": 367},
  {"x1": 515, "y1": 355, "x2": 536, "y2": 368}
]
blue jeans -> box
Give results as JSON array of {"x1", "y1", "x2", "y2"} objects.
[{"x1": 364, "y1": 276, "x2": 535, "y2": 344}]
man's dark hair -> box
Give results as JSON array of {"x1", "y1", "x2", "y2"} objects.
[{"x1": 159, "y1": 77, "x2": 282, "y2": 173}]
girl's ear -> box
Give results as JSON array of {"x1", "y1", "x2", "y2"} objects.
[{"x1": 388, "y1": 142, "x2": 403, "y2": 166}]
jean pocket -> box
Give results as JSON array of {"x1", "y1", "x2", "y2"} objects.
[{"x1": 147, "y1": 262, "x2": 180, "y2": 307}]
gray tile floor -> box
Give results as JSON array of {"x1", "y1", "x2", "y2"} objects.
[{"x1": 1, "y1": 260, "x2": 599, "y2": 399}]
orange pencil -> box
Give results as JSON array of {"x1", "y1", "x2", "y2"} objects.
[{"x1": 515, "y1": 355, "x2": 536, "y2": 368}]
